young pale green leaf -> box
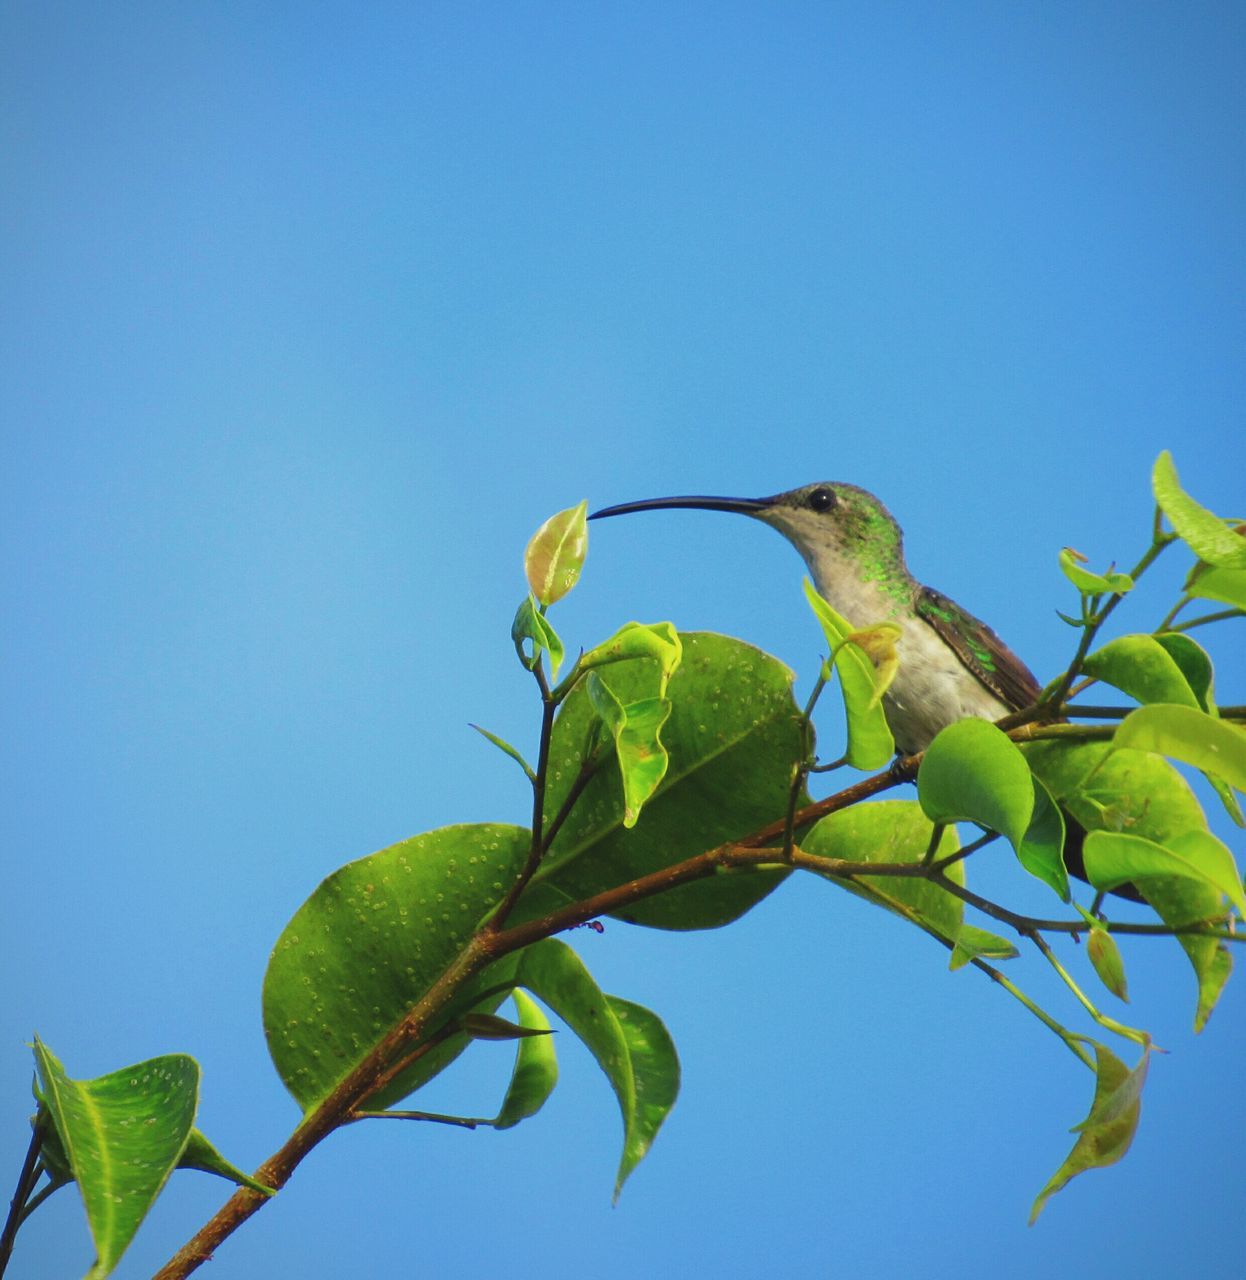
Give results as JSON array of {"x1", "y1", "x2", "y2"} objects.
[
  {"x1": 1114, "y1": 703, "x2": 1246, "y2": 792},
  {"x1": 514, "y1": 939, "x2": 679, "y2": 1200},
  {"x1": 802, "y1": 578, "x2": 895, "y2": 769},
  {"x1": 1058, "y1": 548, "x2": 1134, "y2": 596},
  {"x1": 470, "y1": 724, "x2": 535, "y2": 781},
  {"x1": 458, "y1": 1012, "x2": 555, "y2": 1041},
  {"x1": 512, "y1": 595, "x2": 566, "y2": 679},
  {"x1": 528, "y1": 633, "x2": 803, "y2": 931},
  {"x1": 1153, "y1": 452, "x2": 1246, "y2": 569},
  {"x1": 178, "y1": 1131, "x2": 273, "y2": 1194},
  {"x1": 918, "y1": 719, "x2": 1035, "y2": 849},
  {"x1": 805, "y1": 800, "x2": 1017, "y2": 966},
  {"x1": 1082, "y1": 635, "x2": 1200, "y2": 708},
  {"x1": 263, "y1": 823, "x2": 531, "y2": 1111},
  {"x1": 524, "y1": 500, "x2": 589, "y2": 605},
  {"x1": 1030, "y1": 1043, "x2": 1146, "y2": 1224},
  {"x1": 1087, "y1": 928, "x2": 1129, "y2": 1003},
  {"x1": 1026, "y1": 740, "x2": 1231, "y2": 1030},
  {"x1": 1184, "y1": 564, "x2": 1246, "y2": 610},
  {"x1": 1083, "y1": 830, "x2": 1246, "y2": 917},
  {"x1": 587, "y1": 674, "x2": 672, "y2": 828},
  {"x1": 1016, "y1": 774, "x2": 1069, "y2": 901},
  {"x1": 492, "y1": 990, "x2": 559, "y2": 1131},
  {"x1": 580, "y1": 621, "x2": 683, "y2": 695},
  {"x1": 33, "y1": 1040, "x2": 200, "y2": 1280}
]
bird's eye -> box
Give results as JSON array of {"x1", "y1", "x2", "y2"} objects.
[{"x1": 808, "y1": 487, "x2": 836, "y2": 512}]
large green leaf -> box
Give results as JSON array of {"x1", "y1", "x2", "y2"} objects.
[
  {"x1": 1113, "y1": 703, "x2": 1246, "y2": 792},
  {"x1": 918, "y1": 719, "x2": 1035, "y2": 848},
  {"x1": 1152, "y1": 452, "x2": 1246, "y2": 569},
  {"x1": 1025, "y1": 741, "x2": 1232, "y2": 1028},
  {"x1": 513, "y1": 940, "x2": 679, "y2": 1198},
  {"x1": 1030, "y1": 1043, "x2": 1147, "y2": 1223},
  {"x1": 528, "y1": 633, "x2": 804, "y2": 930},
  {"x1": 1082, "y1": 635, "x2": 1200, "y2": 707},
  {"x1": 1083, "y1": 830, "x2": 1246, "y2": 917},
  {"x1": 1017, "y1": 774, "x2": 1070, "y2": 901},
  {"x1": 263, "y1": 824, "x2": 531, "y2": 1111},
  {"x1": 33, "y1": 1040, "x2": 200, "y2": 1280},
  {"x1": 804, "y1": 800, "x2": 1017, "y2": 964},
  {"x1": 802, "y1": 578, "x2": 896, "y2": 770}
]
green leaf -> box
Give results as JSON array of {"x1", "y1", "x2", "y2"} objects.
[
  {"x1": 1152, "y1": 633, "x2": 1215, "y2": 711},
  {"x1": 1153, "y1": 452, "x2": 1246, "y2": 568},
  {"x1": 492, "y1": 990, "x2": 559, "y2": 1131},
  {"x1": 524, "y1": 501, "x2": 589, "y2": 605},
  {"x1": 802, "y1": 578, "x2": 895, "y2": 770},
  {"x1": 1083, "y1": 830, "x2": 1246, "y2": 917},
  {"x1": 263, "y1": 823, "x2": 531, "y2": 1111},
  {"x1": 1185, "y1": 563, "x2": 1246, "y2": 609},
  {"x1": 1114, "y1": 703, "x2": 1246, "y2": 792},
  {"x1": 1086, "y1": 928, "x2": 1129, "y2": 1003},
  {"x1": 33, "y1": 1039, "x2": 199, "y2": 1280},
  {"x1": 580, "y1": 621, "x2": 682, "y2": 695},
  {"x1": 1142, "y1": 640, "x2": 1244, "y2": 825},
  {"x1": 1058, "y1": 548, "x2": 1134, "y2": 596},
  {"x1": 1026, "y1": 740, "x2": 1232, "y2": 1030},
  {"x1": 527, "y1": 633, "x2": 804, "y2": 931},
  {"x1": 513, "y1": 939, "x2": 679, "y2": 1199},
  {"x1": 1017, "y1": 774, "x2": 1070, "y2": 900},
  {"x1": 1082, "y1": 635, "x2": 1200, "y2": 708},
  {"x1": 586, "y1": 675, "x2": 672, "y2": 829},
  {"x1": 470, "y1": 724, "x2": 535, "y2": 781},
  {"x1": 512, "y1": 595, "x2": 566, "y2": 679},
  {"x1": 918, "y1": 719, "x2": 1035, "y2": 849},
  {"x1": 805, "y1": 801, "x2": 1018, "y2": 965},
  {"x1": 177, "y1": 1130, "x2": 273, "y2": 1194},
  {"x1": 1030, "y1": 1043, "x2": 1146, "y2": 1223}
]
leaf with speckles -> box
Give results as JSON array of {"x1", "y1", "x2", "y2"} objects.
[
  {"x1": 523, "y1": 632, "x2": 805, "y2": 930},
  {"x1": 262, "y1": 824, "x2": 531, "y2": 1111},
  {"x1": 32, "y1": 1039, "x2": 201, "y2": 1280},
  {"x1": 512, "y1": 939, "x2": 679, "y2": 1199}
]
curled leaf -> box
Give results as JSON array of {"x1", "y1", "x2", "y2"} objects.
[
  {"x1": 512, "y1": 594, "x2": 566, "y2": 679},
  {"x1": 1030, "y1": 1043, "x2": 1148, "y2": 1224},
  {"x1": 802, "y1": 578, "x2": 894, "y2": 769},
  {"x1": 1059, "y1": 547, "x2": 1134, "y2": 596}
]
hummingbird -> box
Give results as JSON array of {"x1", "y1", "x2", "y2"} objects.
[
  {"x1": 589, "y1": 481, "x2": 1136, "y2": 899},
  {"x1": 588, "y1": 482, "x2": 1041, "y2": 757}
]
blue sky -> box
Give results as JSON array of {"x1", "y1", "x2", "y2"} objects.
[{"x1": 2, "y1": 4, "x2": 1243, "y2": 1277}]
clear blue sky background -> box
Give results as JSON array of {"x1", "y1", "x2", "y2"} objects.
[{"x1": 2, "y1": 4, "x2": 1243, "y2": 1277}]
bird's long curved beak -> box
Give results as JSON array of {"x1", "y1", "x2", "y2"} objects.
[{"x1": 589, "y1": 494, "x2": 775, "y2": 520}]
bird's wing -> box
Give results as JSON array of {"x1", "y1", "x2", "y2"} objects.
[{"x1": 915, "y1": 586, "x2": 1043, "y2": 712}]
